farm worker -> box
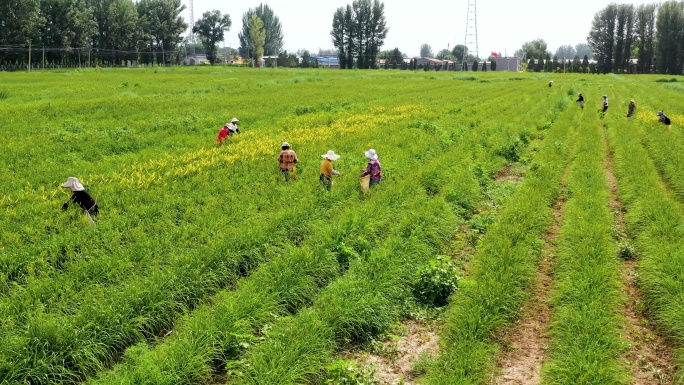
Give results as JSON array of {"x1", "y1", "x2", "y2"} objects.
[
  {"x1": 548, "y1": 81, "x2": 553, "y2": 87},
  {"x1": 61, "y1": 177, "x2": 99, "y2": 219},
  {"x1": 627, "y1": 99, "x2": 636, "y2": 117},
  {"x1": 320, "y1": 150, "x2": 341, "y2": 191},
  {"x1": 360, "y1": 149, "x2": 382, "y2": 188},
  {"x1": 278, "y1": 142, "x2": 299, "y2": 181},
  {"x1": 216, "y1": 125, "x2": 229, "y2": 143},
  {"x1": 657, "y1": 110, "x2": 672, "y2": 125},
  {"x1": 576, "y1": 93, "x2": 585, "y2": 110},
  {"x1": 602, "y1": 95, "x2": 609, "y2": 113},
  {"x1": 227, "y1": 118, "x2": 241, "y2": 134}
]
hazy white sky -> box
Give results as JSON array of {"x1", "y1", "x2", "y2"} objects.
[{"x1": 183, "y1": 0, "x2": 645, "y2": 57}]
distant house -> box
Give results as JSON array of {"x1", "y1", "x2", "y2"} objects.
[
  {"x1": 492, "y1": 57, "x2": 521, "y2": 72},
  {"x1": 185, "y1": 54, "x2": 209, "y2": 65},
  {"x1": 312, "y1": 56, "x2": 340, "y2": 69}
]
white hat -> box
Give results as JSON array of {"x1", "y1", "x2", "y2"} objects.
[
  {"x1": 364, "y1": 149, "x2": 378, "y2": 160},
  {"x1": 61, "y1": 177, "x2": 85, "y2": 192},
  {"x1": 578, "y1": 93, "x2": 581, "y2": 96},
  {"x1": 282, "y1": 142, "x2": 290, "y2": 147},
  {"x1": 231, "y1": 117, "x2": 239, "y2": 123},
  {"x1": 657, "y1": 110, "x2": 664, "y2": 116},
  {"x1": 321, "y1": 150, "x2": 340, "y2": 161}
]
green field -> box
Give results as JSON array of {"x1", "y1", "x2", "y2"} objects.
[{"x1": 1, "y1": 67, "x2": 684, "y2": 384}]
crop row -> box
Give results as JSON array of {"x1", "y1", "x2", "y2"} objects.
[
  {"x1": 543, "y1": 105, "x2": 625, "y2": 382},
  {"x1": 86, "y1": 80, "x2": 564, "y2": 384},
  {"x1": 0, "y1": 74, "x2": 545, "y2": 383},
  {"x1": 607, "y1": 104, "x2": 684, "y2": 382},
  {"x1": 212, "y1": 86, "x2": 571, "y2": 384},
  {"x1": 0, "y1": 104, "x2": 443, "y2": 383},
  {"x1": 424, "y1": 90, "x2": 577, "y2": 383}
]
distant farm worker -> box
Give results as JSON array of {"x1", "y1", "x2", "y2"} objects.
[
  {"x1": 627, "y1": 99, "x2": 636, "y2": 117},
  {"x1": 216, "y1": 124, "x2": 229, "y2": 143},
  {"x1": 602, "y1": 95, "x2": 609, "y2": 113},
  {"x1": 549, "y1": 81, "x2": 553, "y2": 87},
  {"x1": 360, "y1": 149, "x2": 382, "y2": 188},
  {"x1": 657, "y1": 110, "x2": 672, "y2": 125},
  {"x1": 576, "y1": 93, "x2": 585, "y2": 110},
  {"x1": 61, "y1": 177, "x2": 99, "y2": 220},
  {"x1": 320, "y1": 150, "x2": 341, "y2": 191},
  {"x1": 278, "y1": 142, "x2": 299, "y2": 181},
  {"x1": 227, "y1": 118, "x2": 241, "y2": 134}
]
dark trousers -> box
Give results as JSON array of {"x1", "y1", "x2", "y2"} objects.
[{"x1": 320, "y1": 174, "x2": 332, "y2": 191}]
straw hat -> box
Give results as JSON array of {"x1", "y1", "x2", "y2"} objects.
[
  {"x1": 321, "y1": 150, "x2": 340, "y2": 160},
  {"x1": 364, "y1": 149, "x2": 378, "y2": 160},
  {"x1": 231, "y1": 117, "x2": 239, "y2": 123}
]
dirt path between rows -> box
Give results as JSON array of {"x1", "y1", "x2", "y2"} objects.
[
  {"x1": 603, "y1": 128, "x2": 675, "y2": 385},
  {"x1": 491, "y1": 175, "x2": 565, "y2": 385}
]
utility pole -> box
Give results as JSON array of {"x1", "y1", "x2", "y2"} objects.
[{"x1": 28, "y1": 41, "x2": 31, "y2": 72}]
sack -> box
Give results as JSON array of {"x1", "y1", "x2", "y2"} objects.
[{"x1": 360, "y1": 175, "x2": 370, "y2": 192}]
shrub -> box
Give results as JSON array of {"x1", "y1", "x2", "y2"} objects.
[
  {"x1": 655, "y1": 77, "x2": 678, "y2": 83},
  {"x1": 0, "y1": 89, "x2": 8, "y2": 99},
  {"x1": 413, "y1": 256, "x2": 460, "y2": 307}
]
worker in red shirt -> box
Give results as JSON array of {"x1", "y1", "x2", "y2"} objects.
[{"x1": 216, "y1": 124, "x2": 229, "y2": 143}]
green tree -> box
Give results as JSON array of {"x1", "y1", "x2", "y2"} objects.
[
  {"x1": 588, "y1": 3, "x2": 617, "y2": 74},
  {"x1": 572, "y1": 54, "x2": 582, "y2": 73},
  {"x1": 301, "y1": 50, "x2": 311, "y2": 68},
  {"x1": 330, "y1": 0, "x2": 387, "y2": 69},
  {"x1": 472, "y1": 59, "x2": 478, "y2": 71},
  {"x1": 451, "y1": 44, "x2": 467, "y2": 62},
  {"x1": 555, "y1": 44, "x2": 576, "y2": 60},
  {"x1": 420, "y1": 43, "x2": 433, "y2": 58},
  {"x1": 520, "y1": 39, "x2": 548, "y2": 61},
  {"x1": 462, "y1": 60, "x2": 468, "y2": 71},
  {"x1": 238, "y1": 4, "x2": 283, "y2": 58},
  {"x1": 490, "y1": 59, "x2": 496, "y2": 71},
  {"x1": 436, "y1": 48, "x2": 453, "y2": 60},
  {"x1": 582, "y1": 54, "x2": 590, "y2": 73},
  {"x1": 136, "y1": 0, "x2": 187, "y2": 65},
  {"x1": 38, "y1": 0, "x2": 96, "y2": 65},
  {"x1": 544, "y1": 53, "x2": 553, "y2": 72},
  {"x1": 655, "y1": 1, "x2": 684, "y2": 74},
  {"x1": 88, "y1": 0, "x2": 143, "y2": 64},
  {"x1": 247, "y1": 14, "x2": 265, "y2": 67},
  {"x1": 614, "y1": 3, "x2": 635, "y2": 73},
  {"x1": 636, "y1": 3, "x2": 657, "y2": 73},
  {"x1": 575, "y1": 43, "x2": 594, "y2": 60},
  {"x1": 192, "y1": 10, "x2": 231, "y2": 65}
]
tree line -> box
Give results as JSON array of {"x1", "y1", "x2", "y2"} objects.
[{"x1": 588, "y1": 1, "x2": 684, "y2": 74}]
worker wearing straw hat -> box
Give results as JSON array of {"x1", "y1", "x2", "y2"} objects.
[
  {"x1": 320, "y1": 150, "x2": 341, "y2": 191},
  {"x1": 360, "y1": 149, "x2": 382, "y2": 188},
  {"x1": 61, "y1": 177, "x2": 98, "y2": 222}
]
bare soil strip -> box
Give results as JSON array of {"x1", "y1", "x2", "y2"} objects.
[
  {"x1": 603, "y1": 130, "x2": 675, "y2": 385},
  {"x1": 492, "y1": 183, "x2": 564, "y2": 385}
]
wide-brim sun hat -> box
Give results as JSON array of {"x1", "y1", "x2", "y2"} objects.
[
  {"x1": 61, "y1": 177, "x2": 85, "y2": 191},
  {"x1": 657, "y1": 111, "x2": 664, "y2": 116},
  {"x1": 364, "y1": 149, "x2": 378, "y2": 160},
  {"x1": 282, "y1": 142, "x2": 290, "y2": 147},
  {"x1": 321, "y1": 150, "x2": 340, "y2": 161},
  {"x1": 603, "y1": 95, "x2": 608, "y2": 98},
  {"x1": 231, "y1": 118, "x2": 239, "y2": 123}
]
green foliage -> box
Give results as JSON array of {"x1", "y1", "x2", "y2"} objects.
[
  {"x1": 655, "y1": 77, "x2": 679, "y2": 82},
  {"x1": 325, "y1": 360, "x2": 379, "y2": 384},
  {"x1": 238, "y1": 4, "x2": 283, "y2": 57},
  {"x1": 413, "y1": 256, "x2": 461, "y2": 307},
  {"x1": 193, "y1": 10, "x2": 232, "y2": 65}
]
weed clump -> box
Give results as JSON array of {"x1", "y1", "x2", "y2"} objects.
[{"x1": 413, "y1": 256, "x2": 460, "y2": 307}]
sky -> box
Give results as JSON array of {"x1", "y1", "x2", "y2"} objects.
[{"x1": 183, "y1": 0, "x2": 646, "y2": 58}]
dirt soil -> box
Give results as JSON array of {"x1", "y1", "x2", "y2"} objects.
[
  {"x1": 348, "y1": 321, "x2": 440, "y2": 385},
  {"x1": 492, "y1": 187, "x2": 563, "y2": 385},
  {"x1": 604, "y1": 131, "x2": 675, "y2": 385}
]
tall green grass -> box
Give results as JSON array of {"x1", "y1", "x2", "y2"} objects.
[
  {"x1": 607, "y1": 113, "x2": 684, "y2": 382},
  {"x1": 425, "y1": 95, "x2": 577, "y2": 384},
  {"x1": 542, "y1": 106, "x2": 626, "y2": 384}
]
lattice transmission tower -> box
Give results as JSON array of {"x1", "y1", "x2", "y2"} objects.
[
  {"x1": 188, "y1": 0, "x2": 196, "y2": 54},
  {"x1": 463, "y1": 0, "x2": 479, "y2": 67}
]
